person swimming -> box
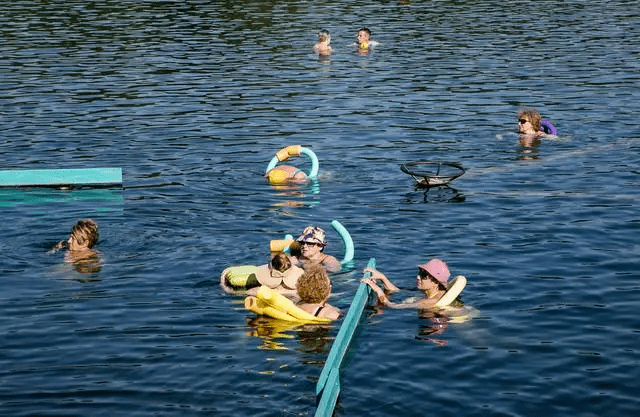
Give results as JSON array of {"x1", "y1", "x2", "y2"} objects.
[
  {"x1": 295, "y1": 265, "x2": 341, "y2": 320},
  {"x1": 292, "y1": 226, "x2": 341, "y2": 273},
  {"x1": 313, "y1": 29, "x2": 332, "y2": 56},
  {"x1": 355, "y1": 27, "x2": 379, "y2": 51},
  {"x1": 51, "y1": 219, "x2": 102, "y2": 273}
]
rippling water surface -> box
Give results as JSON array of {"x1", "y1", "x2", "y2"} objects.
[{"x1": 1, "y1": 1, "x2": 639, "y2": 416}]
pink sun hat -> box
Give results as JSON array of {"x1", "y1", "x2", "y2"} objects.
[{"x1": 418, "y1": 259, "x2": 450, "y2": 284}]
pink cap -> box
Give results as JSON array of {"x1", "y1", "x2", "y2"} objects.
[{"x1": 418, "y1": 259, "x2": 450, "y2": 284}]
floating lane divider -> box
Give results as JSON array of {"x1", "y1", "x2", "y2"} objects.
[
  {"x1": 269, "y1": 220, "x2": 354, "y2": 267},
  {"x1": 0, "y1": 168, "x2": 123, "y2": 187},
  {"x1": 315, "y1": 258, "x2": 376, "y2": 417}
]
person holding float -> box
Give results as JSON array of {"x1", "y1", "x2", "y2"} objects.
[
  {"x1": 361, "y1": 258, "x2": 466, "y2": 309},
  {"x1": 355, "y1": 27, "x2": 379, "y2": 52},
  {"x1": 293, "y1": 226, "x2": 342, "y2": 273},
  {"x1": 265, "y1": 145, "x2": 319, "y2": 186},
  {"x1": 518, "y1": 109, "x2": 557, "y2": 137}
]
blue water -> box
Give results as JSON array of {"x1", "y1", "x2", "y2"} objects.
[{"x1": 1, "y1": 1, "x2": 639, "y2": 416}]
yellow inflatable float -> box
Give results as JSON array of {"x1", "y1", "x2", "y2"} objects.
[
  {"x1": 220, "y1": 265, "x2": 260, "y2": 292},
  {"x1": 245, "y1": 286, "x2": 332, "y2": 323}
]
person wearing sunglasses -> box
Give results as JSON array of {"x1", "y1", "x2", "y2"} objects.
[
  {"x1": 293, "y1": 226, "x2": 342, "y2": 273},
  {"x1": 361, "y1": 258, "x2": 457, "y2": 309},
  {"x1": 517, "y1": 109, "x2": 543, "y2": 136}
]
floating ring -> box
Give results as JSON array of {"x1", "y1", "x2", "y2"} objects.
[
  {"x1": 265, "y1": 145, "x2": 319, "y2": 179},
  {"x1": 435, "y1": 275, "x2": 467, "y2": 307},
  {"x1": 400, "y1": 161, "x2": 465, "y2": 187},
  {"x1": 540, "y1": 120, "x2": 557, "y2": 135}
]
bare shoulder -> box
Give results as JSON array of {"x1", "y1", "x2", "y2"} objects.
[{"x1": 323, "y1": 255, "x2": 342, "y2": 272}]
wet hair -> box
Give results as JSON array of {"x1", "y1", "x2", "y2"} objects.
[
  {"x1": 518, "y1": 109, "x2": 541, "y2": 132},
  {"x1": 271, "y1": 251, "x2": 292, "y2": 273},
  {"x1": 318, "y1": 29, "x2": 330, "y2": 42},
  {"x1": 359, "y1": 27, "x2": 371, "y2": 37},
  {"x1": 71, "y1": 219, "x2": 99, "y2": 249},
  {"x1": 296, "y1": 265, "x2": 331, "y2": 304}
]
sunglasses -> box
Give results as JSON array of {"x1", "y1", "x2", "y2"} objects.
[
  {"x1": 418, "y1": 269, "x2": 441, "y2": 285},
  {"x1": 299, "y1": 241, "x2": 321, "y2": 247},
  {"x1": 519, "y1": 119, "x2": 530, "y2": 124}
]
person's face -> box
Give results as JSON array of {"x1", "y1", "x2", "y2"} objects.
[
  {"x1": 417, "y1": 269, "x2": 441, "y2": 291},
  {"x1": 299, "y1": 241, "x2": 323, "y2": 258},
  {"x1": 357, "y1": 30, "x2": 369, "y2": 44},
  {"x1": 518, "y1": 117, "x2": 536, "y2": 135}
]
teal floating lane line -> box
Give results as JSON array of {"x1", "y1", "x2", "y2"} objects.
[
  {"x1": 330, "y1": 220, "x2": 355, "y2": 265},
  {"x1": 316, "y1": 258, "x2": 375, "y2": 399},
  {"x1": 314, "y1": 368, "x2": 341, "y2": 417},
  {"x1": 0, "y1": 168, "x2": 122, "y2": 187}
]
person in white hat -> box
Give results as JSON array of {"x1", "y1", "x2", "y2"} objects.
[
  {"x1": 361, "y1": 259, "x2": 457, "y2": 309},
  {"x1": 246, "y1": 252, "x2": 304, "y2": 298},
  {"x1": 293, "y1": 226, "x2": 341, "y2": 273}
]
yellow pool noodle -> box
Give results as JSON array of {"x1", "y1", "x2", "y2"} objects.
[
  {"x1": 270, "y1": 239, "x2": 294, "y2": 253},
  {"x1": 275, "y1": 145, "x2": 302, "y2": 161},
  {"x1": 245, "y1": 296, "x2": 299, "y2": 322},
  {"x1": 257, "y1": 286, "x2": 331, "y2": 323}
]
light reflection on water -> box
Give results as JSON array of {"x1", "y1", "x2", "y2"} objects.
[{"x1": 1, "y1": 1, "x2": 640, "y2": 416}]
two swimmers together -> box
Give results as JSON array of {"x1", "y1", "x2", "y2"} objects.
[{"x1": 313, "y1": 27, "x2": 379, "y2": 56}]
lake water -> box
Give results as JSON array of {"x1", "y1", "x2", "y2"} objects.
[{"x1": 1, "y1": 1, "x2": 639, "y2": 416}]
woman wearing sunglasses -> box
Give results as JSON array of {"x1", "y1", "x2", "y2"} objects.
[
  {"x1": 293, "y1": 226, "x2": 342, "y2": 273},
  {"x1": 361, "y1": 259, "x2": 458, "y2": 309}
]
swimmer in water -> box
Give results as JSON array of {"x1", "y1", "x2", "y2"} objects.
[
  {"x1": 265, "y1": 165, "x2": 307, "y2": 184},
  {"x1": 296, "y1": 265, "x2": 341, "y2": 320},
  {"x1": 518, "y1": 108, "x2": 552, "y2": 148},
  {"x1": 51, "y1": 219, "x2": 102, "y2": 273},
  {"x1": 355, "y1": 27, "x2": 379, "y2": 51},
  {"x1": 362, "y1": 259, "x2": 462, "y2": 309},
  {"x1": 292, "y1": 226, "x2": 341, "y2": 273},
  {"x1": 313, "y1": 29, "x2": 332, "y2": 56}
]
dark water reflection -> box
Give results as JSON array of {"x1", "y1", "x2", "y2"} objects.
[{"x1": 1, "y1": 1, "x2": 640, "y2": 416}]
